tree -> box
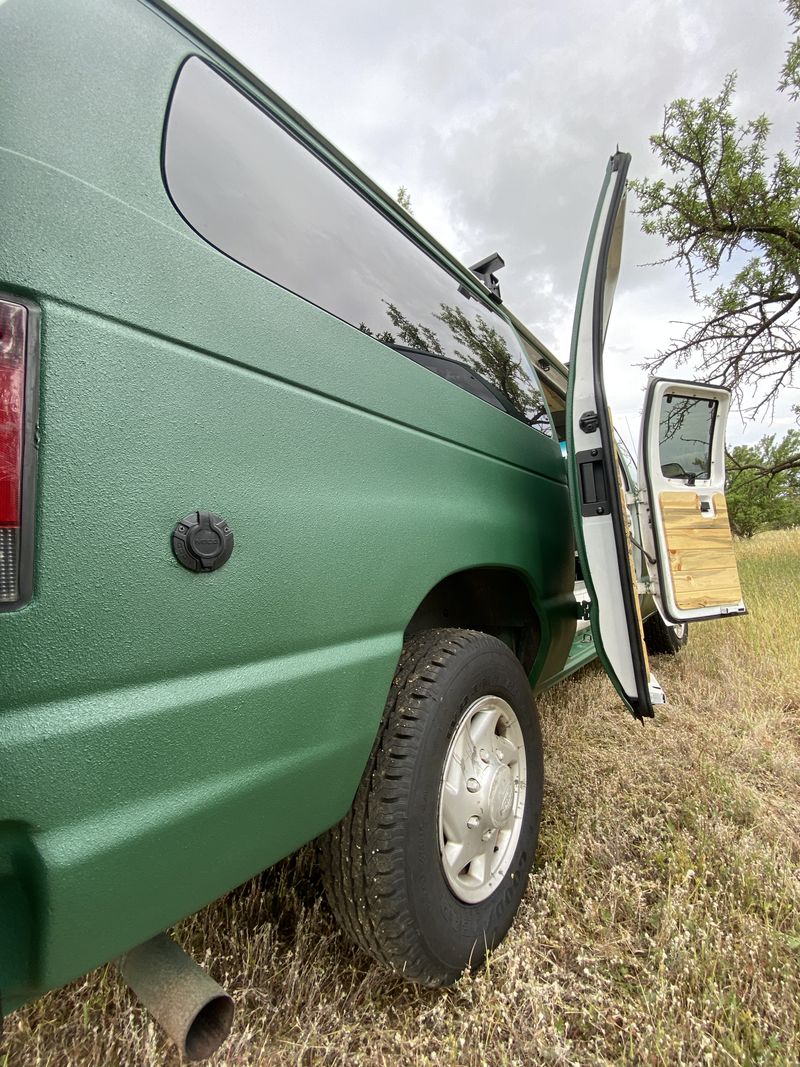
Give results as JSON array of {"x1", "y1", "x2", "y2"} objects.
[
  {"x1": 359, "y1": 301, "x2": 549, "y2": 428},
  {"x1": 435, "y1": 304, "x2": 547, "y2": 424},
  {"x1": 396, "y1": 186, "x2": 414, "y2": 214},
  {"x1": 384, "y1": 302, "x2": 444, "y2": 354},
  {"x1": 726, "y1": 429, "x2": 800, "y2": 536},
  {"x1": 631, "y1": 0, "x2": 800, "y2": 470}
]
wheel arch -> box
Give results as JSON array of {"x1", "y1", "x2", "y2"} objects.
[{"x1": 403, "y1": 566, "x2": 542, "y2": 675}]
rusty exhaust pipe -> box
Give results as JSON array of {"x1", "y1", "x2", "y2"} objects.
[{"x1": 116, "y1": 933, "x2": 234, "y2": 1061}]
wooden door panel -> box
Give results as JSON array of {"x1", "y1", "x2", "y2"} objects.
[{"x1": 658, "y1": 491, "x2": 742, "y2": 610}]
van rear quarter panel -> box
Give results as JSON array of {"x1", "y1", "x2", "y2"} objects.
[{"x1": 0, "y1": 0, "x2": 574, "y2": 1007}]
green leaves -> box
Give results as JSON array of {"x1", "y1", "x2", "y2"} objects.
[
  {"x1": 779, "y1": 0, "x2": 800, "y2": 100},
  {"x1": 726, "y1": 429, "x2": 800, "y2": 537},
  {"x1": 632, "y1": 5, "x2": 800, "y2": 430},
  {"x1": 396, "y1": 186, "x2": 414, "y2": 215}
]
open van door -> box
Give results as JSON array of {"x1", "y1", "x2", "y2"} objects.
[
  {"x1": 566, "y1": 151, "x2": 663, "y2": 721},
  {"x1": 566, "y1": 151, "x2": 746, "y2": 721},
  {"x1": 639, "y1": 379, "x2": 746, "y2": 622}
]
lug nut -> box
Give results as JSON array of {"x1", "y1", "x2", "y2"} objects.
[
  {"x1": 479, "y1": 748, "x2": 490, "y2": 763},
  {"x1": 466, "y1": 778, "x2": 480, "y2": 793},
  {"x1": 467, "y1": 815, "x2": 480, "y2": 829},
  {"x1": 496, "y1": 749, "x2": 504, "y2": 762}
]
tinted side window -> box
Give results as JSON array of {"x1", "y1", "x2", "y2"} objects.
[{"x1": 164, "y1": 57, "x2": 551, "y2": 434}]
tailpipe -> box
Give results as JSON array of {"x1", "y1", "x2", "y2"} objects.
[{"x1": 116, "y1": 933, "x2": 234, "y2": 1061}]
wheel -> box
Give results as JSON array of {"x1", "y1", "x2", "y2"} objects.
[
  {"x1": 643, "y1": 611, "x2": 689, "y2": 655},
  {"x1": 320, "y1": 628, "x2": 544, "y2": 986}
]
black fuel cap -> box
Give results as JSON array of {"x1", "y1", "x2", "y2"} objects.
[{"x1": 172, "y1": 511, "x2": 234, "y2": 572}]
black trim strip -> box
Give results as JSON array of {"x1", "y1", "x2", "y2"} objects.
[{"x1": 395, "y1": 346, "x2": 529, "y2": 423}]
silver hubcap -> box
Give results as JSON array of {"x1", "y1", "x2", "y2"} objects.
[
  {"x1": 673, "y1": 623, "x2": 687, "y2": 640},
  {"x1": 438, "y1": 695, "x2": 527, "y2": 904}
]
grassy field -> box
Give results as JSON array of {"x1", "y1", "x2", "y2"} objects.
[{"x1": 7, "y1": 529, "x2": 800, "y2": 1066}]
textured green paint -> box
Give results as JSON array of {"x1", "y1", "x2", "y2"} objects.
[
  {"x1": 0, "y1": 0, "x2": 577, "y2": 1009},
  {"x1": 539, "y1": 630, "x2": 598, "y2": 691}
]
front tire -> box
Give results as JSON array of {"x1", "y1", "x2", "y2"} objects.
[{"x1": 320, "y1": 628, "x2": 543, "y2": 986}]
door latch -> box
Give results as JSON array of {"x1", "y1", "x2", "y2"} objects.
[{"x1": 575, "y1": 448, "x2": 609, "y2": 516}]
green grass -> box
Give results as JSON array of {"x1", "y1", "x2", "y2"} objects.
[{"x1": 7, "y1": 530, "x2": 800, "y2": 1066}]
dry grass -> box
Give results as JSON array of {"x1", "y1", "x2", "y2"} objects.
[{"x1": 6, "y1": 530, "x2": 800, "y2": 1066}]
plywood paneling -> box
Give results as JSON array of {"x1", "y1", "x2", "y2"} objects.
[
  {"x1": 613, "y1": 445, "x2": 650, "y2": 673},
  {"x1": 659, "y1": 492, "x2": 742, "y2": 611}
]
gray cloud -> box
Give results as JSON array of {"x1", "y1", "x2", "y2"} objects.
[{"x1": 172, "y1": 0, "x2": 797, "y2": 442}]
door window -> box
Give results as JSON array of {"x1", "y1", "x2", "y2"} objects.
[{"x1": 658, "y1": 393, "x2": 717, "y2": 481}]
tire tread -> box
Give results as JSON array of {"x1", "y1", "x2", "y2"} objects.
[
  {"x1": 643, "y1": 612, "x2": 688, "y2": 655},
  {"x1": 321, "y1": 628, "x2": 506, "y2": 983}
]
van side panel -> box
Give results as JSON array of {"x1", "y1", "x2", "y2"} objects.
[{"x1": 0, "y1": 0, "x2": 575, "y2": 1007}]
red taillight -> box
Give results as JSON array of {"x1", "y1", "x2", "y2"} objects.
[{"x1": 0, "y1": 299, "x2": 29, "y2": 604}]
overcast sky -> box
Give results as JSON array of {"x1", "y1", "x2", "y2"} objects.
[{"x1": 173, "y1": 0, "x2": 797, "y2": 450}]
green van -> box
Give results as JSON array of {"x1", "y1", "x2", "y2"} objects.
[{"x1": 1, "y1": 0, "x2": 745, "y2": 1056}]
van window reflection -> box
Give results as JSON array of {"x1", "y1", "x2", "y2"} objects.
[{"x1": 359, "y1": 302, "x2": 551, "y2": 430}]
